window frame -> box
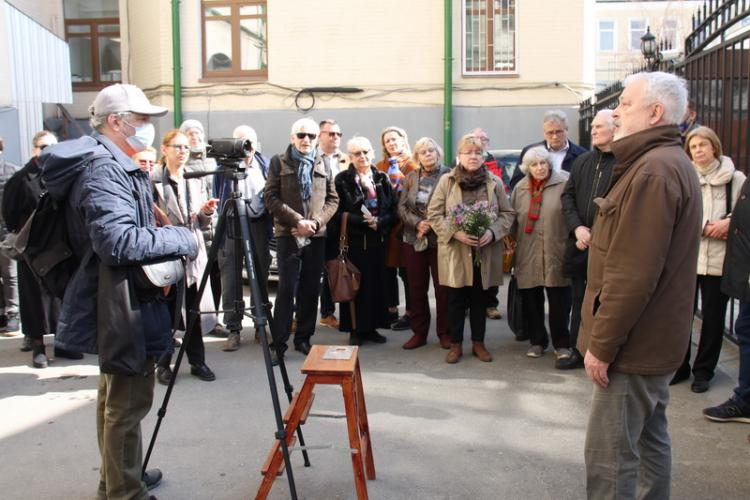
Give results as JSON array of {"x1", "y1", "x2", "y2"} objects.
[
  {"x1": 461, "y1": 0, "x2": 518, "y2": 77},
  {"x1": 64, "y1": 17, "x2": 121, "y2": 90},
  {"x1": 659, "y1": 18, "x2": 678, "y2": 50},
  {"x1": 598, "y1": 19, "x2": 616, "y2": 52},
  {"x1": 201, "y1": 0, "x2": 268, "y2": 80}
]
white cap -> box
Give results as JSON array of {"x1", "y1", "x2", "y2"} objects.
[{"x1": 89, "y1": 84, "x2": 168, "y2": 118}]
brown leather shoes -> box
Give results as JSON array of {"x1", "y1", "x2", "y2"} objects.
[
  {"x1": 446, "y1": 344, "x2": 462, "y2": 364},
  {"x1": 472, "y1": 341, "x2": 492, "y2": 362},
  {"x1": 402, "y1": 335, "x2": 427, "y2": 350}
]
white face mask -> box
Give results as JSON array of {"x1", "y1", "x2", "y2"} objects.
[{"x1": 121, "y1": 118, "x2": 155, "y2": 152}]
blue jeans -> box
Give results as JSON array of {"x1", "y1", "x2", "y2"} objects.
[
  {"x1": 732, "y1": 301, "x2": 750, "y2": 411},
  {"x1": 584, "y1": 371, "x2": 673, "y2": 500}
]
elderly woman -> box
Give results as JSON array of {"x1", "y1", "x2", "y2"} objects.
[
  {"x1": 510, "y1": 146, "x2": 571, "y2": 360},
  {"x1": 265, "y1": 118, "x2": 339, "y2": 362},
  {"x1": 376, "y1": 126, "x2": 418, "y2": 330},
  {"x1": 427, "y1": 134, "x2": 514, "y2": 364},
  {"x1": 153, "y1": 129, "x2": 219, "y2": 384},
  {"x1": 398, "y1": 137, "x2": 451, "y2": 350},
  {"x1": 132, "y1": 146, "x2": 157, "y2": 173},
  {"x1": 671, "y1": 126, "x2": 746, "y2": 392},
  {"x1": 334, "y1": 136, "x2": 397, "y2": 346}
]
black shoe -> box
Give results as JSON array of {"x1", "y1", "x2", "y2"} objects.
[
  {"x1": 349, "y1": 333, "x2": 362, "y2": 346},
  {"x1": 294, "y1": 340, "x2": 312, "y2": 355},
  {"x1": 32, "y1": 351, "x2": 48, "y2": 369},
  {"x1": 143, "y1": 468, "x2": 162, "y2": 490},
  {"x1": 669, "y1": 370, "x2": 690, "y2": 386},
  {"x1": 54, "y1": 347, "x2": 84, "y2": 360},
  {"x1": 190, "y1": 363, "x2": 216, "y2": 381},
  {"x1": 390, "y1": 315, "x2": 411, "y2": 331},
  {"x1": 20, "y1": 336, "x2": 32, "y2": 352},
  {"x1": 363, "y1": 330, "x2": 387, "y2": 344},
  {"x1": 691, "y1": 378, "x2": 710, "y2": 393},
  {"x1": 555, "y1": 349, "x2": 584, "y2": 370},
  {"x1": 156, "y1": 365, "x2": 172, "y2": 386},
  {"x1": 703, "y1": 399, "x2": 750, "y2": 423}
]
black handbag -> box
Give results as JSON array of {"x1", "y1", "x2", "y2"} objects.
[{"x1": 506, "y1": 274, "x2": 525, "y2": 339}]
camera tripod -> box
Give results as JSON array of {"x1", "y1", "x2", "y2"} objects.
[{"x1": 142, "y1": 164, "x2": 310, "y2": 500}]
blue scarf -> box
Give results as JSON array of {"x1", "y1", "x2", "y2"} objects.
[{"x1": 291, "y1": 146, "x2": 316, "y2": 201}]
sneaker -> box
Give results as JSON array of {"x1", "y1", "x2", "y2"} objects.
[
  {"x1": 554, "y1": 348, "x2": 572, "y2": 360},
  {"x1": 223, "y1": 332, "x2": 241, "y2": 351},
  {"x1": 390, "y1": 315, "x2": 411, "y2": 331},
  {"x1": 703, "y1": 400, "x2": 750, "y2": 423},
  {"x1": 319, "y1": 315, "x2": 339, "y2": 329},
  {"x1": 526, "y1": 345, "x2": 544, "y2": 358},
  {"x1": 32, "y1": 351, "x2": 48, "y2": 369},
  {"x1": 3, "y1": 314, "x2": 21, "y2": 336},
  {"x1": 209, "y1": 324, "x2": 230, "y2": 338},
  {"x1": 486, "y1": 307, "x2": 502, "y2": 320}
]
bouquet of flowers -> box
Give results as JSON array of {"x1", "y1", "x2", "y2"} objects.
[{"x1": 450, "y1": 201, "x2": 498, "y2": 266}]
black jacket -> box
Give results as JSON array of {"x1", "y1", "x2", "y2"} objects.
[
  {"x1": 722, "y1": 177, "x2": 750, "y2": 302},
  {"x1": 560, "y1": 148, "x2": 616, "y2": 276},
  {"x1": 2, "y1": 157, "x2": 45, "y2": 233},
  {"x1": 0, "y1": 157, "x2": 20, "y2": 238},
  {"x1": 509, "y1": 139, "x2": 587, "y2": 190},
  {"x1": 332, "y1": 165, "x2": 397, "y2": 248}
]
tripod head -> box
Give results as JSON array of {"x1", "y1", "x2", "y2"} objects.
[{"x1": 183, "y1": 138, "x2": 252, "y2": 182}]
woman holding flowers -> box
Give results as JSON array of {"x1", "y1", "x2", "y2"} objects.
[
  {"x1": 510, "y1": 146, "x2": 572, "y2": 361},
  {"x1": 427, "y1": 134, "x2": 514, "y2": 364}
]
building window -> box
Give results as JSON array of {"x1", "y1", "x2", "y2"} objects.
[
  {"x1": 463, "y1": 0, "x2": 517, "y2": 75},
  {"x1": 63, "y1": 0, "x2": 121, "y2": 89},
  {"x1": 660, "y1": 18, "x2": 678, "y2": 49},
  {"x1": 202, "y1": 0, "x2": 268, "y2": 79},
  {"x1": 598, "y1": 20, "x2": 615, "y2": 52},
  {"x1": 629, "y1": 19, "x2": 646, "y2": 51}
]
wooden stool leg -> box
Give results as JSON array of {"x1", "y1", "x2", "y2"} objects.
[
  {"x1": 342, "y1": 377, "x2": 369, "y2": 500},
  {"x1": 354, "y1": 362, "x2": 376, "y2": 480}
]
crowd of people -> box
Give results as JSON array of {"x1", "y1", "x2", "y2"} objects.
[{"x1": 1, "y1": 72, "x2": 750, "y2": 499}]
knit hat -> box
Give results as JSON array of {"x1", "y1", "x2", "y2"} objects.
[{"x1": 179, "y1": 119, "x2": 205, "y2": 138}]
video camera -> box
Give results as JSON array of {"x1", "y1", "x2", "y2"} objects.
[{"x1": 206, "y1": 138, "x2": 252, "y2": 167}]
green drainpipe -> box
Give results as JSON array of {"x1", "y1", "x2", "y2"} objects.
[
  {"x1": 443, "y1": 0, "x2": 453, "y2": 161},
  {"x1": 172, "y1": 0, "x2": 183, "y2": 127}
]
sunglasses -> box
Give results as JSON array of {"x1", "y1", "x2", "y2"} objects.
[
  {"x1": 295, "y1": 132, "x2": 317, "y2": 140},
  {"x1": 325, "y1": 131, "x2": 342, "y2": 138},
  {"x1": 350, "y1": 150, "x2": 370, "y2": 157}
]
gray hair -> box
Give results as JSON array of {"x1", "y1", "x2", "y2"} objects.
[
  {"x1": 623, "y1": 71, "x2": 688, "y2": 125},
  {"x1": 90, "y1": 111, "x2": 129, "y2": 132},
  {"x1": 233, "y1": 125, "x2": 258, "y2": 144},
  {"x1": 593, "y1": 109, "x2": 615, "y2": 128},
  {"x1": 346, "y1": 136, "x2": 375, "y2": 159},
  {"x1": 290, "y1": 117, "x2": 319, "y2": 136},
  {"x1": 520, "y1": 146, "x2": 552, "y2": 175},
  {"x1": 543, "y1": 110, "x2": 568, "y2": 128}
]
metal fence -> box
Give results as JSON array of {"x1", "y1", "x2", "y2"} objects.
[{"x1": 578, "y1": 0, "x2": 750, "y2": 343}]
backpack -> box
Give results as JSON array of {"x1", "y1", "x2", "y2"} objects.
[{"x1": 14, "y1": 191, "x2": 77, "y2": 300}]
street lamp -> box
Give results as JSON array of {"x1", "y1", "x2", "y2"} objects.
[{"x1": 640, "y1": 26, "x2": 662, "y2": 71}]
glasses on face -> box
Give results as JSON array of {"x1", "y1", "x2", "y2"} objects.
[
  {"x1": 295, "y1": 132, "x2": 317, "y2": 140},
  {"x1": 350, "y1": 150, "x2": 370, "y2": 157},
  {"x1": 325, "y1": 131, "x2": 342, "y2": 138},
  {"x1": 167, "y1": 144, "x2": 189, "y2": 150},
  {"x1": 544, "y1": 129, "x2": 565, "y2": 137}
]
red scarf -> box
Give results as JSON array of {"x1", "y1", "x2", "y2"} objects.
[{"x1": 524, "y1": 176, "x2": 547, "y2": 234}]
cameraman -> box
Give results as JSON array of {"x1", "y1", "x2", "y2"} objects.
[{"x1": 216, "y1": 125, "x2": 271, "y2": 352}]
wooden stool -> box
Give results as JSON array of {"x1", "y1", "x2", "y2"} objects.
[{"x1": 256, "y1": 345, "x2": 376, "y2": 500}]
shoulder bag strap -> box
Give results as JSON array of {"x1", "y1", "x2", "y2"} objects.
[
  {"x1": 726, "y1": 174, "x2": 733, "y2": 217},
  {"x1": 339, "y1": 212, "x2": 349, "y2": 254}
]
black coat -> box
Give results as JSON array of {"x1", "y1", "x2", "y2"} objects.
[
  {"x1": 560, "y1": 148, "x2": 616, "y2": 276},
  {"x1": 722, "y1": 176, "x2": 750, "y2": 302},
  {"x1": 509, "y1": 139, "x2": 587, "y2": 190},
  {"x1": 2, "y1": 157, "x2": 44, "y2": 233}
]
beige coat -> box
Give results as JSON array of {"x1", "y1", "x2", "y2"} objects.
[
  {"x1": 427, "y1": 170, "x2": 514, "y2": 289},
  {"x1": 510, "y1": 169, "x2": 570, "y2": 289},
  {"x1": 695, "y1": 156, "x2": 746, "y2": 276}
]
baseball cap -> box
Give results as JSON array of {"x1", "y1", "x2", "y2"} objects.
[
  {"x1": 179, "y1": 119, "x2": 205, "y2": 136},
  {"x1": 89, "y1": 84, "x2": 168, "y2": 118}
]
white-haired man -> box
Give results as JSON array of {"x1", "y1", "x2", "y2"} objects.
[
  {"x1": 216, "y1": 124, "x2": 271, "y2": 351},
  {"x1": 577, "y1": 72, "x2": 702, "y2": 499},
  {"x1": 509, "y1": 110, "x2": 587, "y2": 191},
  {"x1": 264, "y1": 118, "x2": 338, "y2": 363},
  {"x1": 558, "y1": 109, "x2": 617, "y2": 370}
]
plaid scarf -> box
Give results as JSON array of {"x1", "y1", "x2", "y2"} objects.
[{"x1": 524, "y1": 176, "x2": 546, "y2": 234}]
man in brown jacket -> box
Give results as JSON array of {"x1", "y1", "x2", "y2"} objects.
[{"x1": 578, "y1": 72, "x2": 702, "y2": 499}]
